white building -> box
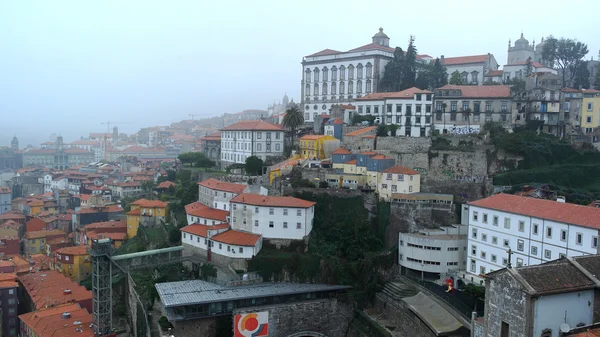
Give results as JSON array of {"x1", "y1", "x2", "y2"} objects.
[
  {"x1": 377, "y1": 166, "x2": 421, "y2": 201},
  {"x1": 220, "y1": 120, "x2": 285, "y2": 168},
  {"x1": 180, "y1": 223, "x2": 262, "y2": 260},
  {"x1": 503, "y1": 60, "x2": 557, "y2": 83},
  {"x1": 466, "y1": 193, "x2": 600, "y2": 280},
  {"x1": 197, "y1": 178, "x2": 267, "y2": 211},
  {"x1": 185, "y1": 202, "x2": 229, "y2": 226},
  {"x1": 440, "y1": 54, "x2": 499, "y2": 85},
  {"x1": 301, "y1": 28, "x2": 432, "y2": 123},
  {"x1": 229, "y1": 193, "x2": 316, "y2": 240},
  {"x1": 354, "y1": 87, "x2": 434, "y2": 137},
  {"x1": 398, "y1": 225, "x2": 468, "y2": 277}
]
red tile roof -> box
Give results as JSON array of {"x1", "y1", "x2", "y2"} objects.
[
  {"x1": 363, "y1": 135, "x2": 376, "y2": 139},
  {"x1": 568, "y1": 328, "x2": 600, "y2": 337},
  {"x1": 200, "y1": 131, "x2": 221, "y2": 141},
  {"x1": 220, "y1": 120, "x2": 283, "y2": 131},
  {"x1": 332, "y1": 148, "x2": 352, "y2": 155},
  {"x1": 339, "y1": 104, "x2": 356, "y2": 110},
  {"x1": 436, "y1": 85, "x2": 512, "y2": 98},
  {"x1": 485, "y1": 70, "x2": 504, "y2": 77},
  {"x1": 330, "y1": 118, "x2": 344, "y2": 125},
  {"x1": 356, "y1": 87, "x2": 433, "y2": 100},
  {"x1": 180, "y1": 223, "x2": 230, "y2": 237},
  {"x1": 86, "y1": 231, "x2": 127, "y2": 241},
  {"x1": 126, "y1": 208, "x2": 141, "y2": 215},
  {"x1": 382, "y1": 166, "x2": 420, "y2": 175},
  {"x1": 561, "y1": 88, "x2": 600, "y2": 94},
  {"x1": 1, "y1": 219, "x2": 22, "y2": 230},
  {"x1": 345, "y1": 159, "x2": 357, "y2": 165},
  {"x1": 211, "y1": 229, "x2": 261, "y2": 246},
  {"x1": 442, "y1": 54, "x2": 490, "y2": 65},
  {"x1": 231, "y1": 193, "x2": 316, "y2": 208},
  {"x1": 156, "y1": 181, "x2": 176, "y2": 189},
  {"x1": 371, "y1": 155, "x2": 392, "y2": 160},
  {"x1": 131, "y1": 198, "x2": 169, "y2": 208},
  {"x1": 305, "y1": 48, "x2": 341, "y2": 57},
  {"x1": 56, "y1": 245, "x2": 88, "y2": 256},
  {"x1": 84, "y1": 220, "x2": 126, "y2": 230},
  {"x1": 25, "y1": 229, "x2": 67, "y2": 239},
  {"x1": 185, "y1": 202, "x2": 229, "y2": 221},
  {"x1": 198, "y1": 178, "x2": 247, "y2": 194},
  {"x1": 468, "y1": 194, "x2": 600, "y2": 229},
  {"x1": 19, "y1": 303, "x2": 94, "y2": 337},
  {"x1": 349, "y1": 43, "x2": 395, "y2": 53},
  {"x1": 344, "y1": 126, "x2": 377, "y2": 137}
]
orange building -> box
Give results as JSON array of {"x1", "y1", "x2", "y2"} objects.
[
  {"x1": 54, "y1": 246, "x2": 91, "y2": 282},
  {"x1": 19, "y1": 303, "x2": 94, "y2": 337}
]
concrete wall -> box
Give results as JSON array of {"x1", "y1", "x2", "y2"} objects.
[
  {"x1": 533, "y1": 290, "x2": 594, "y2": 337},
  {"x1": 388, "y1": 203, "x2": 457, "y2": 248},
  {"x1": 233, "y1": 298, "x2": 353, "y2": 337}
]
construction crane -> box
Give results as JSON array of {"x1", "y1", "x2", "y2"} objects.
[{"x1": 100, "y1": 121, "x2": 132, "y2": 160}]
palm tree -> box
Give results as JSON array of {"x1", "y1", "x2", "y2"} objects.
[{"x1": 282, "y1": 104, "x2": 304, "y2": 152}]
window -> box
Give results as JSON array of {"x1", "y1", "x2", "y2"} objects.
[
  {"x1": 276, "y1": 143, "x2": 281, "y2": 151},
  {"x1": 296, "y1": 209, "x2": 302, "y2": 216},
  {"x1": 516, "y1": 258, "x2": 523, "y2": 267},
  {"x1": 544, "y1": 249, "x2": 551, "y2": 259},
  {"x1": 501, "y1": 102, "x2": 508, "y2": 112},
  {"x1": 386, "y1": 173, "x2": 392, "y2": 180},
  {"x1": 283, "y1": 208, "x2": 288, "y2": 216},
  {"x1": 492, "y1": 236, "x2": 498, "y2": 244},
  {"x1": 576, "y1": 233, "x2": 583, "y2": 245},
  {"x1": 587, "y1": 102, "x2": 594, "y2": 111},
  {"x1": 254, "y1": 220, "x2": 258, "y2": 227},
  {"x1": 297, "y1": 222, "x2": 302, "y2": 229},
  {"x1": 269, "y1": 221, "x2": 274, "y2": 228},
  {"x1": 239, "y1": 247, "x2": 244, "y2": 253},
  {"x1": 471, "y1": 245, "x2": 477, "y2": 256},
  {"x1": 587, "y1": 116, "x2": 593, "y2": 123},
  {"x1": 560, "y1": 229, "x2": 567, "y2": 241},
  {"x1": 481, "y1": 251, "x2": 486, "y2": 259},
  {"x1": 485, "y1": 102, "x2": 492, "y2": 112},
  {"x1": 396, "y1": 104, "x2": 402, "y2": 113},
  {"x1": 409, "y1": 186, "x2": 413, "y2": 192},
  {"x1": 531, "y1": 246, "x2": 538, "y2": 255},
  {"x1": 472, "y1": 211, "x2": 478, "y2": 221},
  {"x1": 517, "y1": 239, "x2": 524, "y2": 251},
  {"x1": 533, "y1": 223, "x2": 539, "y2": 235},
  {"x1": 391, "y1": 185, "x2": 397, "y2": 192},
  {"x1": 8, "y1": 289, "x2": 14, "y2": 295},
  {"x1": 462, "y1": 101, "x2": 469, "y2": 111},
  {"x1": 546, "y1": 227, "x2": 552, "y2": 238},
  {"x1": 518, "y1": 221, "x2": 524, "y2": 232},
  {"x1": 482, "y1": 233, "x2": 487, "y2": 242},
  {"x1": 491, "y1": 254, "x2": 497, "y2": 263},
  {"x1": 219, "y1": 243, "x2": 222, "y2": 249},
  {"x1": 283, "y1": 222, "x2": 288, "y2": 228},
  {"x1": 594, "y1": 236, "x2": 598, "y2": 248},
  {"x1": 493, "y1": 216, "x2": 498, "y2": 226},
  {"x1": 470, "y1": 259, "x2": 476, "y2": 272},
  {"x1": 504, "y1": 218, "x2": 510, "y2": 229},
  {"x1": 503, "y1": 239, "x2": 509, "y2": 247},
  {"x1": 269, "y1": 208, "x2": 274, "y2": 215},
  {"x1": 472, "y1": 228, "x2": 477, "y2": 239},
  {"x1": 502, "y1": 258, "x2": 508, "y2": 266},
  {"x1": 482, "y1": 213, "x2": 488, "y2": 224},
  {"x1": 233, "y1": 216, "x2": 236, "y2": 223},
  {"x1": 255, "y1": 207, "x2": 259, "y2": 213},
  {"x1": 398, "y1": 174, "x2": 404, "y2": 181}
]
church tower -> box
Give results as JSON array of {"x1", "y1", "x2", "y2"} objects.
[
  {"x1": 372, "y1": 28, "x2": 390, "y2": 47},
  {"x1": 282, "y1": 93, "x2": 290, "y2": 108},
  {"x1": 11, "y1": 136, "x2": 18, "y2": 151},
  {"x1": 507, "y1": 33, "x2": 535, "y2": 65},
  {"x1": 56, "y1": 135, "x2": 64, "y2": 151}
]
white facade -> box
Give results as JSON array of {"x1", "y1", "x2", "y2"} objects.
[
  {"x1": 441, "y1": 54, "x2": 499, "y2": 85},
  {"x1": 377, "y1": 169, "x2": 420, "y2": 201},
  {"x1": 197, "y1": 178, "x2": 267, "y2": 211},
  {"x1": 466, "y1": 203, "x2": 600, "y2": 277},
  {"x1": 398, "y1": 225, "x2": 468, "y2": 275},
  {"x1": 220, "y1": 128, "x2": 285, "y2": 166},
  {"x1": 503, "y1": 63, "x2": 557, "y2": 82},
  {"x1": 354, "y1": 89, "x2": 434, "y2": 137},
  {"x1": 186, "y1": 213, "x2": 224, "y2": 226},
  {"x1": 181, "y1": 226, "x2": 262, "y2": 259},
  {"x1": 229, "y1": 198, "x2": 315, "y2": 240}
]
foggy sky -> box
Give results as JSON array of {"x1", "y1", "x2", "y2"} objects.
[{"x1": 1, "y1": 0, "x2": 598, "y2": 147}]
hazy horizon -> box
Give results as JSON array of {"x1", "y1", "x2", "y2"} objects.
[{"x1": 2, "y1": 0, "x2": 598, "y2": 146}]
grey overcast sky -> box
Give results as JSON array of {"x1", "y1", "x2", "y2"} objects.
[{"x1": 1, "y1": 0, "x2": 598, "y2": 146}]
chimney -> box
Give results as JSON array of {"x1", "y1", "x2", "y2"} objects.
[
  {"x1": 62, "y1": 312, "x2": 71, "y2": 319},
  {"x1": 64, "y1": 289, "x2": 72, "y2": 295},
  {"x1": 440, "y1": 55, "x2": 445, "y2": 64}
]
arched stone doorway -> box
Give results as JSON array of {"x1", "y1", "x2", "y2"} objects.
[{"x1": 286, "y1": 332, "x2": 328, "y2": 337}]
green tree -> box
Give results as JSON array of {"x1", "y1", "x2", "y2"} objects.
[
  {"x1": 509, "y1": 78, "x2": 526, "y2": 97},
  {"x1": 595, "y1": 64, "x2": 600, "y2": 90},
  {"x1": 573, "y1": 60, "x2": 591, "y2": 89},
  {"x1": 449, "y1": 71, "x2": 463, "y2": 85},
  {"x1": 402, "y1": 36, "x2": 418, "y2": 88},
  {"x1": 141, "y1": 180, "x2": 155, "y2": 198},
  {"x1": 432, "y1": 58, "x2": 448, "y2": 88},
  {"x1": 524, "y1": 57, "x2": 533, "y2": 77},
  {"x1": 245, "y1": 156, "x2": 264, "y2": 176},
  {"x1": 380, "y1": 47, "x2": 406, "y2": 92},
  {"x1": 196, "y1": 156, "x2": 216, "y2": 170},
  {"x1": 177, "y1": 152, "x2": 194, "y2": 166},
  {"x1": 168, "y1": 226, "x2": 181, "y2": 244},
  {"x1": 542, "y1": 36, "x2": 589, "y2": 88},
  {"x1": 282, "y1": 103, "x2": 304, "y2": 150}
]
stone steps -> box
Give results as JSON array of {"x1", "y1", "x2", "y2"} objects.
[{"x1": 381, "y1": 281, "x2": 417, "y2": 301}]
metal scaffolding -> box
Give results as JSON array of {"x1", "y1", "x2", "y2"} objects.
[{"x1": 90, "y1": 238, "x2": 113, "y2": 336}]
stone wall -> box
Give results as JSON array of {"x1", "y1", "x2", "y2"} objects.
[
  {"x1": 387, "y1": 203, "x2": 457, "y2": 248},
  {"x1": 374, "y1": 294, "x2": 437, "y2": 337},
  {"x1": 484, "y1": 271, "x2": 529, "y2": 337},
  {"x1": 233, "y1": 298, "x2": 354, "y2": 337},
  {"x1": 342, "y1": 135, "x2": 375, "y2": 152},
  {"x1": 171, "y1": 317, "x2": 217, "y2": 337}
]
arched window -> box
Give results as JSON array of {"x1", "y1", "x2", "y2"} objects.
[
  {"x1": 314, "y1": 83, "x2": 319, "y2": 96},
  {"x1": 322, "y1": 83, "x2": 328, "y2": 95},
  {"x1": 331, "y1": 66, "x2": 337, "y2": 81},
  {"x1": 461, "y1": 71, "x2": 468, "y2": 83},
  {"x1": 357, "y1": 63, "x2": 363, "y2": 79},
  {"x1": 331, "y1": 82, "x2": 337, "y2": 95},
  {"x1": 366, "y1": 80, "x2": 372, "y2": 93},
  {"x1": 340, "y1": 81, "x2": 345, "y2": 94},
  {"x1": 357, "y1": 80, "x2": 362, "y2": 94},
  {"x1": 314, "y1": 68, "x2": 320, "y2": 82},
  {"x1": 339, "y1": 65, "x2": 346, "y2": 80},
  {"x1": 366, "y1": 63, "x2": 373, "y2": 79},
  {"x1": 305, "y1": 69, "x2": 311, "y2": 82},
  {"x1": 348, "y1": 81, "x2": 354, "y2": 94},
  {"x1": 305, "y1": 84, "x2": 310, "y2": 96},
  {"x1": 471, "y1": 71, "x2": 479, "y2": 84},
  {"x1": 322, "y1": 67, "x2": 329, "y2": 81},
  {"x1": 348, "y1": 64, "x2": 355, "y2": 80}
]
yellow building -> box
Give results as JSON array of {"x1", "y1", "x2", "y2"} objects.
[
  {"x1": 54, "y1": 245, "x2": 91, "y2": 282},
  {"x1": 126, "y1": 199, "x2": 169, "y2": 238},
  {"x1": 268, "y1": 155, "x2": 300, "y2": 184},
  {"x1": 24, "y1": 230, "x2": 68, "y2": 256},
  {"x1": 299, "y1": 135, "x2": 340, "y2": 160},
  {"x1": 581, "y1": 89, "x2": 600, "y2": 132}
]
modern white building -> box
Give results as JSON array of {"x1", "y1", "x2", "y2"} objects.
[
  {"x1": 185, "y1": 202, "x2": 229, "y2": 226},
  {"x1": 354, "y1": 87, "x2": 434, "y2": 137},
  {"x1": 466, "y1": 193, "x2": 600, "y2": 279},
  {"x1": 220, "y1": 120, "x2": 285, "y2": 168},
  {"x1": 229, "y1": 193, "x2": 316, "y2": 240},
  {"x1": 197, "y1": 178, "x2": 267, "y2": 211},
  {"x1": 398, "y1": 225, "x2": 468, "y2": 277},
  {"x1": 301, "y1": 28, "x2": 432, "y2": 123},
  {"x1": 440, "y1": 54, "x2": 499, "y2": 85}
]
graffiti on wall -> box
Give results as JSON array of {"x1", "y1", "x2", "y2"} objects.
[
  {"x1": 413, "y1": 167, "x2": 428, "y2": 176},
  {"x1": 234, "y1": 312, "x2": 269, "y2": 337},
  {"x1": 451, "y1": 126, "x2": 480, "y2": 135}
]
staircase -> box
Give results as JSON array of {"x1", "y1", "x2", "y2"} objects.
[{"x1": 381, "y1": 281, "x2": 417, "y2": 301}]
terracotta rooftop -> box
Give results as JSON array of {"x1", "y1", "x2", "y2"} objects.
[
  {"x1": 83, "y1": 220, "x2": 126, "y2": 230},
  {"x1": 86, "y1": 231, "x2": 127, "y2": 241},
  {"x1": 442, "y1": 54, "x2": 490, "y2": 65},
  {"x1": 0, "y1": 186, "x2": 10, "y2": 193},
  {"x1": 231, "y1": 193, "x2": 316, "y2": 208},
  {"x1": 200, "y1": 131, "x2": 222, "y2": 141},
  {"x1": 436, "y1": 85, "x2": 512, "y2": 98},
  {"x1": 339, "y1": 104, "x2": 356, "y2": 110},
  {"x1": 184, "y1": 202, "x2": 229, "y2": 221},
  {"x1": 156, "y1": 181, "x2": 176, "y2": 189},
  {"x1": 19, "y1": 303, "x2": 94, "y2": 337},
  {"x1": 345, "y1": 159, "x2": 357, "y2": 165},
  {"x1": 344, "y1": 126, "x2": 377, "y2": 137},
  {"x1": 198, "y1": 178, "x2": 247, "y2": 194},
  {"x1": 19, "y1": 270, "x2": 92, "y2": 310},
  {"x1": 131, "y1": 198, "x2": 169, "y2": 208},
  {"x1": 355, "y1": 87, "x2": 433, "y2": 100},
  {"x1": 55, "y1": 246, "x2": 89, "y2": 256},
  {"x1": 180, "y1": 223, "x2": 230, "y2": 238},
  {"x1": 24, "y1": 229, "x2": 67, "y2": 240},
  {"x1": 305, "y1": 48, "x2": 341, "y2": 57},
  {"x1": 371, "y1": 155, "x2": 392, "y2": 160},
  {"x1": 382, "y1": 166, "x2": 420, "y2": 175},
  {"x1": 220, "y1": 120, "x2": 283, "y2": 131},
  {"x1": 485, "y1": 70, "x2": 504, "y2": 77},
  {"x1": 211, "y1": 229, "x2": 262, "y2": 246},
  {"x1": 329, "y1": 118, "x2": 344, "y2": 125},
  {"x1": 469, "y1": 194, "x2": 600, "y2": 229},
  {"x1": 126, "y1": 208, "x2": 141, "y2": 216},
  {"x1": 331, "y1": 148, "x2": 352, "y2": 155}
]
